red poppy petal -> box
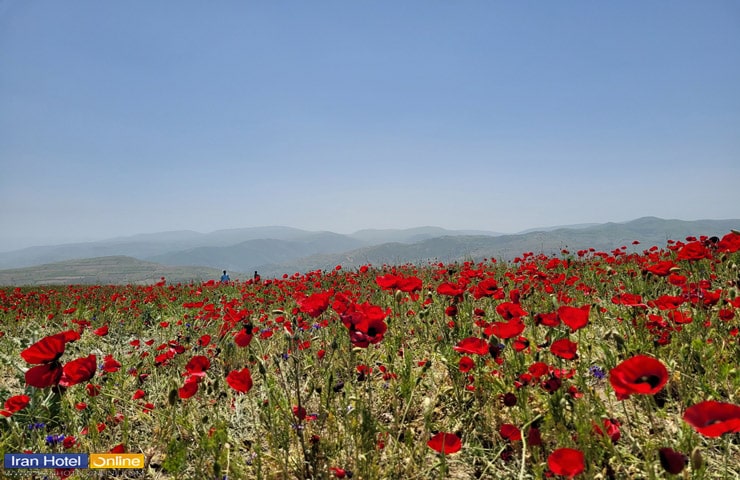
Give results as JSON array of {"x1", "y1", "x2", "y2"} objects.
[
  {"x1": 59, "y1": 355, "x2": 97, "y2": 387},
  {"x1": 226, "y1": 368, "x2": 253, "y2": 394},
  {"x1": 21, "y1": 335, "x2": 66, "y2": 364},
  {"x1": 427, "y1": 432, "x2": 462, "y2": 454},
  {"x1": 683, "y1": 401, "x2": 740, "y2": 437},
  {"x1": 548, "y1": 448, "x2": 585, "y2": 478},
  {"x1": 25, "y1": 363, "x2": 64, "y2": 388}
]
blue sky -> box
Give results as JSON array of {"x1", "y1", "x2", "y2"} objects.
[{"x1": 1, "y1": 1, "x2": 739, "y2": 251}]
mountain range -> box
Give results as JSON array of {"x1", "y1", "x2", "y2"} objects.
[{"x1": 0, "y1": 217, "x2": 737, "y2": 285}]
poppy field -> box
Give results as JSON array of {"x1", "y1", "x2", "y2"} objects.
[{"x1": 2, "y1": 232, "x2": 740, "y2": 479}]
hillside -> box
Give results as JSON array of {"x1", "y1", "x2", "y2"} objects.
[
  {"x1": 255, "y1": 217, "x2": 740, "y2": 277},
  {"x1": 1, "y1": 217, "x2": 738, "y2": 285},
  {"x1": 0, "y1": 256, "x2": 229, "y2": 286},
  {"x1": 146, "y1": 232, "x2": 366, "y2": 273}
]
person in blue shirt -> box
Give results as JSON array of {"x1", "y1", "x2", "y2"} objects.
[{"x1": 220, "y1": 270, "x2": 230, "y2": 283}]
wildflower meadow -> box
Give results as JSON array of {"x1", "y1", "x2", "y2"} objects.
[{"x1": 1, "y1": 232, "x2": 740, "y2": 479}]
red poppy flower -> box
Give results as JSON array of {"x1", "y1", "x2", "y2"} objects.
[
  {"x1": 550, "y1": 338, "x2": 578, "y2": 360},
  {"x1": 717, "y1": 231, "x2": 740, "y2": 253},
  {"x1": 611, "y1": 293, "x2": 647, "y2": 308},
  {"x1": 93, "y1": 325, "x2": 109, "y2": 336},
  {"x1": 110, "y1": 444, "x2": 125, "y2": 453},
  {"x1": 427, "y1": 432, "x2": 462, "y2": 454},
  {"x1": 57, "y1": 330, "x2": 81, "y2": 343},
  {"x1": 528, "y1": 362, "x2": 550, "y2": 378},
  {"x1": 499, "y1": 424, "x2": 521, "y2": 442},
  {"x1": 677, "y1": 241, "x2": 710, "y2": 261},
  {"x1": 330, "y1": 467, "x2": 348, "y2": 478},
  {"x1": 658, "y1": 448, "x2": 687, "y2": 474},
  {"x1": 648, "y1": 295, "x2": 685, "y2": 311},
  {"x1": 485, "y1": 319, "x2": 526, "y2": 339},
  {"x1": 376, "y1": 273, "x2": 401, "y2": 290},
  {"x1": 234, "y1": 327, "x2": 254, "y2": 347},
  {"x1": 472, "y1": 277, "x2": 499, "y2": 299},
  {"x1": 496, "y1": 302, "x2": 528, "y2": 320},
  {"x1": 101, "y1": 354, "x2": 121, "y2": 373},
  {"x1": 644, "y1": 261, "x2": 678, "y2": 276},
  {"x1": 21, "y1": 334, "x2": 67, "y2": 365},
  {"x1": 453, "y1": 337, "x2": 489, "y2": 356},
  {"x1": 185, "y1": 355, "x2": 211, "y2": 377},
  {"x1": 609, "y1": 355, "x2": 668, "y2": 400},
  {"x1": 683, "y1": 401, "x2": 740, "y2": 437},
  {"x1": 345, "y1": 313, "x2": 388, "y2": 348},
  {"x1": 535, "y1": 312, "x2": 560, "y2": 327},
  {"x1": 85, "y1": 384, "x2": 101, "y2": 397},
  {"x1": 437, "y1": 282, "x2": 465, "y2": 297},
  {"x1": 25, "y1": 363, "x2": 64, "y2": 388},
  {"x1": 558, "y1": 305, "x2": 590, "y2": 332},
  {"x1": 396, "y1": 276, "x2": 423, "y2": 293},
  {"x1": 178, "y1": 376, "x2": 200, "y2": 399},
  {"x1": 292, "y1": 405, "x2": 307, "y2": 421},
  {"x1": 376, "y1": 274, "x2": 422, "y2": 293},
  {"x1": 1, "y1": 395, "x2": 30, "y2": 417},
  {"x1": 458, "y1": 356, "x2": 475, "y2": 373},
  {"x1": 513, "y1": 336, "x2": 530, "y2": 352},
  {"x1": 592, "y1": 418, "x2": 621, "y2": 443},
  {"x1": 298, "y1": 291, "x2": 333, "y2": 318},
  {"x1": 226, "y1": 368, "x2": 253, "y2": 394},
  {"x1": 527, "y1": 427, "x2": 543, "y2": 447},
  {"x1": 59, "y1": 355, "x2": 97, "y2": 387},
  {"x1": 548, "y1": 448, "x2": 585, "y2": 478},
  {"x1": 667, "y1": 310, "x2": 693, "y2": 324}
]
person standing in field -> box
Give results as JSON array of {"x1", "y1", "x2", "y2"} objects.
[{"x1": 221, "y1": 270, "x2": 230, "y2": 283}]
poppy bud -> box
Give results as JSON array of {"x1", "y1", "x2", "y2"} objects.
[
  {"x1": 690, "y1": 447, "x2": 703, "y2": 471},
  {"x1": 168, "y1": 388, "x2": 178, "y2": 406}
]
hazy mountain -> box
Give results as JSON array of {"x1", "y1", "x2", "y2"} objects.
[
  {"x1": 0, "y1": 226, "x2": 319, "y2": 269},
  {"x1": 349, "y1": 226, "x2": 500, "y2": 244},
  {"x1": 0, "y1": 226, "x2": 492, "y2": 270},
  {"x1": 516, "y1": 223, "x2": 600, "y2": 234},
  {"x1": 147, "y1": 232, "x2": 365, "y2": 273},
  {"x1": 1, "y1": 217, "x2": 738, "y2": 285},
  {"x1": 0, "y1": 256, "x2": 226, "y2": 286},
  {"x1": 253, "y1": 217, "x2": 740, "y2": 277}
]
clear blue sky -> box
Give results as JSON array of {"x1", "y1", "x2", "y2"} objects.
[{"x1": 1, "y1": 1, "x2": 739, "y2": 251}]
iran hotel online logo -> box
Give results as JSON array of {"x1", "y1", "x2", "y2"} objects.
[{"x1": 4, "y1": 452, "x2": 144, "y2": 470}]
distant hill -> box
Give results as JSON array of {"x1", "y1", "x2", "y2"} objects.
[
  {"x1": 349, "y1": 226, "x2": 501, "y2": 244},
  {"x1": 0, "y1": 226, "x2": 496, "y2": 270},
  {"x1": 0, "y1": 217, "x2": 738, "y2": 285},
  {"x1": 0, "y1": 256, "x2": 228, "y2": 286},
  {"x1": 146, "y1": 232, "x2": 366, "y2": 273},
  {"x1": 253, "y1": 217, "x2": 740, "y2": 277},
  {"x1": 0, "y1": 226, "x2": 319, "y2": 269}
]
